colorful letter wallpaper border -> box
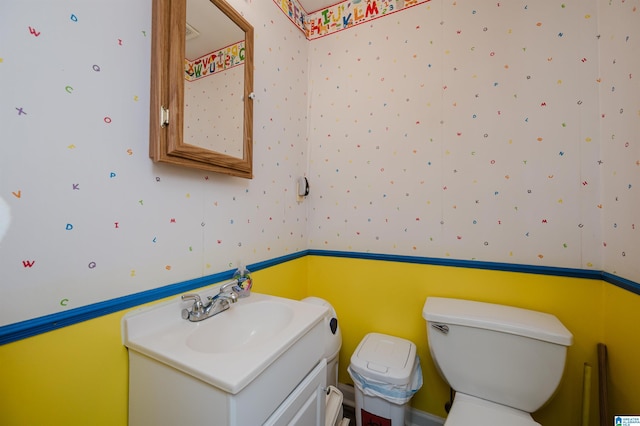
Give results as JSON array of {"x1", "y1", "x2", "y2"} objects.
[
  {"x1": 185, "y1": 39, "x2": 245, "y2": 82},
  {"x1": 273, "y1": 0, "x2": 432, "y2": 40}
]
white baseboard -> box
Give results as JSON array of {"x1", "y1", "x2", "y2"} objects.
[
  {"x1": 409, "y1": 409, "x2": 446, "y2": 426},
  {"x1": 337, "y1": 383, "x2": 445, "y2": 426},
  {"x1": 337, "y1": 382, "x2": 357, "y2": 408}
]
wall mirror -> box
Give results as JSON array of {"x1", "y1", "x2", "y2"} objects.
[{"x1": 150, "y1": 0, "x2": 254, "y2": 178}]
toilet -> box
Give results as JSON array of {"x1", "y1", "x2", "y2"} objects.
[{"x1": 422, "y1": 297, "x2": 573, "y2": 425}]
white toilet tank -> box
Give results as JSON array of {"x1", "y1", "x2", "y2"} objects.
[{"x1": 422, "y1": 297, "x2": 573, "y2": 413}]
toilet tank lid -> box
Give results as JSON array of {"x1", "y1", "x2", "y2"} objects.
[{"x1": 423, "y1": 297, "x2": 573, "y2": 346}]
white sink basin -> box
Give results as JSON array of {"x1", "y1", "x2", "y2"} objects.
[
  {"x1": 122, "y1": 291, "x2": 327, "y2": 394},
  {"x1": 186, "y1": 299, "x2": 294, "y2": 353}
]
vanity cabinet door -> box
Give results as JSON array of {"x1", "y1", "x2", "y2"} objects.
[{"x1": 264, "y1": 359, "x2": 327, "y2": 426}]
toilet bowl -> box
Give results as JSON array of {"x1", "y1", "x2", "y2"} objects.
[
  {"x1": 446, "y1": 393, "x2": 541, "y2": 425},
  {"x1": 422, "y1": 297, "x2": 573, "y2": 425}
]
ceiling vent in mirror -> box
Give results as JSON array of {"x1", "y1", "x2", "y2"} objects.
[{"x1": 185, "y1": 22, "x2": 200, "y2": 41}]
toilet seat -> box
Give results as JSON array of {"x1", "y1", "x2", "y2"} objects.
[{"x1": 445, "y1": 393, "x2": 541, "y2": 426}]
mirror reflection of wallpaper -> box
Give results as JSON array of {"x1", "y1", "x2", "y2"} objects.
[{"x1": 184, "y1": 65, "x2": 244, "y2": 156}]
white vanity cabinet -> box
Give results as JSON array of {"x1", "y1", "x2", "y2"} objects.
[
  {"x1": 128, "y1": 352, "x2": 327, "y2": 426},
  {"x1": 126, "y1": 306, "x2": 327, "y2": 426},
  {"x1": 123, "y1": 292, "x2": 330, "y2": 425},
  {"x1": 264, "y1": 359, "x2": 327, "y2": 425}
]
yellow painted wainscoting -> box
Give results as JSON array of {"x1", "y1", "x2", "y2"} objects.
[
  {"x1": 0, "y1": 309, "x2": 130, "y2": 426},
  {"x1": 0, "y1": 260, "x2": 306, "y2": 426},
  {"x1": 602, "y1": 283, "x2": 640, "y2": 418},
  {"x1": 1, "y1": 255, "x2": 639, "y2": 425}
]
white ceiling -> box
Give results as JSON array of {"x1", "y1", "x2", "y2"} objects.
[
  {"x1": 298, "y1": 0, "x2": 339, "y2": 13},
  {"x1": 186, "y1": 0, "x2": 244, "y2": 60},
  {"x1": 185, "y1": 0, "x2": 342, "y2": 60}
]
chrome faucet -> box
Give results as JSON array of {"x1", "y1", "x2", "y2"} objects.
[{"x1": 181, "y1": 281, "x2": 238, "y2": 322}]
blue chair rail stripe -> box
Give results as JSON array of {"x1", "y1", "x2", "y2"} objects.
[{"x1": 1, "y1": 250, "x2": 637, "y2": 345}]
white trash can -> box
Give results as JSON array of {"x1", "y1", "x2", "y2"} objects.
[{"x1": 348, "y1": 333, "x2": 422, "y2": 426}]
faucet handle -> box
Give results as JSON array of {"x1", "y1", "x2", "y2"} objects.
[
  {"x1": 182, "y1": 293, "x2": 204, "y2": 311},
  {"x1": 208, "y1": 282, "x2": 239, "y2": 304},
  {"x1": 181, "y1": 293, "x2": 202, "y2": 304},
  {"x1": 181, "y1": 293, "x2": 205, "y2": 320},
  {"x1": 219, "y1": 280, "x2": 236, "y2": 293}
]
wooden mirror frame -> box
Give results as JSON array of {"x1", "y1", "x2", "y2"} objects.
[{"x1": 150, "y1": 0, "x2": 254, "y2": 178}]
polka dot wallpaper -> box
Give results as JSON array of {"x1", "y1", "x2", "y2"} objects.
[
  {"x1": 306, "y1": 0, "x2": 637, "y2": 277},
  {"x1": 598, "y1": 0, "x2": 640, "y2": 279},
  {"x1": 0, "y1": 0, "x2": 310, "y2": 325},
  {"x1": 0, "y1": 0, "x2": 638, "y2": 326}
]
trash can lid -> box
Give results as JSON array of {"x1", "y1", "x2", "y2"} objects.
[{"x1": 350, "y1": 333, "x2": 417, "y2": 385}]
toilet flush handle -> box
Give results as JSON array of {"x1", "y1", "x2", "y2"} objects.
[{"x1": 431, "y1": 323, "x2": 450, "y2": 335}]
